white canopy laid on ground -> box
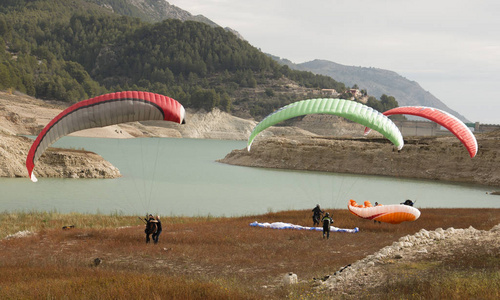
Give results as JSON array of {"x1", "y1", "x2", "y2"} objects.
[{"x1": 250, "y1": 221, "x2": 359, "y2": 233}]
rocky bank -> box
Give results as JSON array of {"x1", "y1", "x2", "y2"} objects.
[
  {"x1": 0, "y1": 132, "x2": 120, "y2": 179},
  {"x1": 218, "y1": 131, "x2": 500, "y2": 187},
  {"x1": 318, "y1": 223, "x2": 500, "y2": 295},
  {"x1": 0, "y1": 92, "x2": 120, "y2": 179}
]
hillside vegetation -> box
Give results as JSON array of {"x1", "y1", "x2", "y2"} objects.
[
  {"x1": 89, "y1": 0, "x2": 219, "y2": 25},
  {"x1": 0, "y1": 0, "x2": 354, "y2": 119}
]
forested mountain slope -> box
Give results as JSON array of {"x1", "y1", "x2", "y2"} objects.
[{"x1": 0, "y1": 0, "x2": 346, "y2": 119}]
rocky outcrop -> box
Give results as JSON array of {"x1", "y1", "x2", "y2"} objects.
[
  {"x1": 141, "y1": 108, "x2": 315, "y2": 140},
  {"x1": 0, "y1": 131, "x2": 120, "y2": 180},
  {"x1": 218, "y1": 131, "x2": 500, "y2": 187},
  {"x1": 35, "y1": 148, "x2": 120, "y2": 179},
  {"x1": 319, "y1": 224, "x2": 500, "y2": 293},
  {"x1": 0, "y1": 92, "x2": 122, "y2": 180}
]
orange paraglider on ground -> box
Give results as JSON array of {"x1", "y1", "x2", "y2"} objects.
[{"x1": 348, "y1": 199, "x2": 420, "y2": 224}]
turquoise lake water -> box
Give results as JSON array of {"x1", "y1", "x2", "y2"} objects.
[{"x1": 1, "y1": 137, "x2": 497, "y2": 217}]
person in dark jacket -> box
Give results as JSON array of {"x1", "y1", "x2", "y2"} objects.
[
  {"x1": 152, "y1": 215, "x2": 162, "y2": 244},
  {"x1": 312, "y1": 204, "x2": 324, "y2": 226},
  {"x1": 321, "y1": 212, "x2": 334, "y2": 239}
]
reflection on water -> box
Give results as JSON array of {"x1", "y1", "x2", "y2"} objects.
[{"x1": 0, "y1": 137, "x2": 497, "y2": 216}]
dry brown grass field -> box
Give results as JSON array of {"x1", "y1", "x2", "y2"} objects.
[{"x1": 1, "y1": 208, "x2": 500, "y2": 299}]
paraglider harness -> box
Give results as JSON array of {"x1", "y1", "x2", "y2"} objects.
[
  {"x1": 321, "y1": 213, "x2": 334, "y2": 239},
  {"x1": 139, "y1": 214, "x2": 157, "y2": 233},
  {"x1": 322, "y1": 213, "x2": 333, "y2": 228}
]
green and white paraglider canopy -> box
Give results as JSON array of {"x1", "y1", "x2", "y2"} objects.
[{"x1": 247, "y1": 98, "x2": 404, "y2": 151}]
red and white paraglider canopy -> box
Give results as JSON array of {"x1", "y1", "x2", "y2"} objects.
[
  {"x1": 26, "y1": 91, "x2": 185, "y2": 182},
  {"x1": 364, "y1": 106, "x2": 477, "y2": 158}
]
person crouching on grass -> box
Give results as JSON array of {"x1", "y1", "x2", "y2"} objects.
[{"x1": 322, "y1": 212, "x2": 334, "y2": 239}]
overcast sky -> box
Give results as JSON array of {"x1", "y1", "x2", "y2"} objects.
[{"x1": 168, "y1": 0, "x2": 500, "y2": 124}]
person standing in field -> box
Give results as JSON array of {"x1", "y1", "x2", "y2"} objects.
[
  {"x1": 144, "y1": 214, "x2": 158, "y2": 244},
  {"x1": 321, "y1": 212, "x2": 334, "y2": 239},
  {"x1": 152, "y1": 215, "x2": 162, "y2": 244},
  {"x1": 312, "y1": 204, "x2": 324, "y2": 226}
]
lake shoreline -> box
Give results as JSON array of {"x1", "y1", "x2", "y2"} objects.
[{"x1": 218, "y1": 132, "x2": 500, "y2": 188}]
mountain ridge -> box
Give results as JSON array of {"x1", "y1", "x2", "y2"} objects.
[
  {"x1": 1, "y1": 0, "x2": 346, "y2": 119},
  {"x1": 90, "y1": 0, "x2": 244, "y2": 38},
  {"x1": 273, "y1": 57, "x2": 469, "y2": 122}
]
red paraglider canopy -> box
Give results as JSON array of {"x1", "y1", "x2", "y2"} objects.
[
  {"x1": 364, "y1": 106, "x2": 477, "y2": 158},
  {"x1": 26, "y1": 91, "x2": 185, "y2": 182}
]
